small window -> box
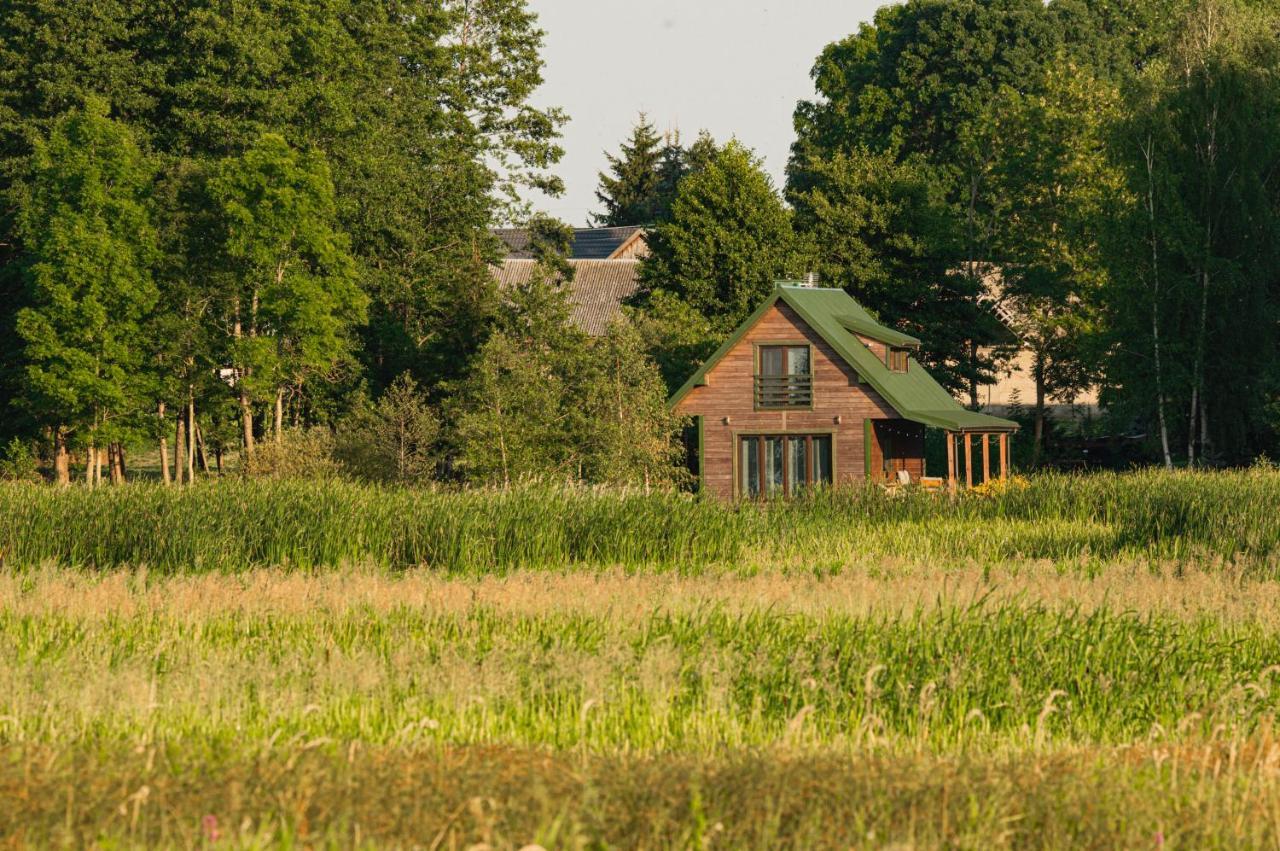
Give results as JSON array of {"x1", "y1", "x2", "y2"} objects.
[
  {"x1": 759, "y1": 345, "x2": 810, "y2": 377},
  {"x1": 887, "y1": 347, "x2": 910, "y2": 372}
]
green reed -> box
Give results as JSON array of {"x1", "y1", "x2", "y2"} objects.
[{"x1": 3, "y1": 468, "x2": 1280, "y2": 573}]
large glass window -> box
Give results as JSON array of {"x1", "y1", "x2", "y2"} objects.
[
  {"x1": 739, "y1": 434, "x2": 833, "y2": 497},
  {"x1": 756, "y1": 345, "x2": 812, "y2": 408}
]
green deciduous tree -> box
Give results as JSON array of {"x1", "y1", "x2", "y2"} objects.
[
  {"x1": 1100, "y1": 0, "x2": 1280, "y2": 465},
  {"x1": 789, "y1": 148, "x2": 1001, "y2": 394},
  {"x1": 209, "y1": 133, "x2": 367, "y2": 460},
  {"x1": 335, "y1": 374, "x2": 441, "y2": 483},
  {"x1": 789, "y1": 0, "x2": 1064, "y2": 407},
  {"x1": 573, "y1": 321, "x2": 688, "y2": 489},
  {"x1": 13, "y1": 99, "x2": 158, "y2": 485},
  {"x1": 453, "y1": 219, "x2": 683, "y2": 488},
  {"x1": 637, "y1": 140, "x2": 808, "y2": 333},
  {"x1": 0, "y1": 0, "x2": 566, "y2": 454},
  {"x1": 986, "y1": 62, "x2": 1127, "y2": 462},
  {"x1": 790, "y1": 0, "x2": 1061, "y2": 180}
]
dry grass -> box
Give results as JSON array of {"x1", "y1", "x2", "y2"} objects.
[
  {"x1": 4, "y1": 738, "x2": 1280, "y2": 849},
  {"x1": 4, "y1": 557, "x2": 1280, "y2": 625},
  {"x1": 7, "y1": 468, "x2": 1280, "y2": 846}
]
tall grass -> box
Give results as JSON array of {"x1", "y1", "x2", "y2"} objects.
[
  {"x1": 0, "y1": 480, "x2": 748, "y2": 572},
  {"x1": 4, "y1": 467, "x2": 1280, "y2": 572},
  {"x1": 5, "y1": 591, "x2": 1279, "y2": 751}
]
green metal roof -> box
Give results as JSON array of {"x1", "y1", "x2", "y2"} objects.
[{"x1": 670, "y1": 285, "x2": 1018, "y2": 433}]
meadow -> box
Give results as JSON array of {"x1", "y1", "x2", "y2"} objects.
[{"x1": 4, "y1": 470, "x2": 1280, "y2": 847}]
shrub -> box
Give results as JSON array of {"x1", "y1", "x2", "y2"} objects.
[
  {"x1": 243, "y1": 428, "x2": 338, "y2": 480},
  {"x1": 0, "y1": 438, "x2": 40, "y2": 482},
  {"x1": 334, "y1": 375, "x2": 440, "y2": 483}
]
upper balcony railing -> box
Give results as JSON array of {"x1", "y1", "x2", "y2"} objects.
[{"x1": 754, "y1": 373, "x2": 813, "y2": 408}]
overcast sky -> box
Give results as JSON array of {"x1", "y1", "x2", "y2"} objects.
[{"x1": 524, "y1": 0, "x2": 883, "y2": 227}]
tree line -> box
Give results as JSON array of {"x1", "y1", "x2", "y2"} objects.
[
  {"x1": 605, "y1": 0, "x2": 1280, "y2": 467},
  {"x1": 3, "y1": 0, "x2": 1280, "y2": 485},
  {"x1": 0, "y1": 1, "x2": 681, "y2": 487}
]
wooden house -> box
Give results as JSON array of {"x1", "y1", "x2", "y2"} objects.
[{"x1": 670, "y1": 283, "x2": 1018, "y2": 499}]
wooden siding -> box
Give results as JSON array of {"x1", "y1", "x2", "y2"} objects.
[
  {"x1": 856, "y1": 333, "x2": 887, "y2": 363},
  {"x1": 675, "y1": 302, "x2": 908, "y2": 499}
]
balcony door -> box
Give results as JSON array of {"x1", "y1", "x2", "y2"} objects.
[{"x1": 756, "y1": 344, "x2": 812, "y2": 408}]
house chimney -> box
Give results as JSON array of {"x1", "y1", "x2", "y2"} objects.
[{"x1": 802, "y1": 271, "x2": 820, "y2": 287}]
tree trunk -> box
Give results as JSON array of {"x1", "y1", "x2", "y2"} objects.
[
  {"x1": 1189, "y1": 264, "x2": 1210, "y2": 469},
  {"x1": 195, "y1": 420, "x2": 210, "y2": 473},
  {"x1": 233, "y1": 295, "x2": 255, "y2": 464},
  {"x1": 1187, "y1": 387, "x2": 1198, "y2": 469},
  {"x1": 54, "y1": 430, "x2": 70, "y2": 486},
  {"x1": 85, "y1": 441, "x2": 95, "y2": 486},
  {"x1": 274, "y1": 388, "x2": 284, "y2": 444},
  {"x1": 496, "y1": 402, "x2": 510, "y2": 490},
  {"x1": 174, "y1": 409, "x2": 187, "y2": 486},
  {"x1": 158, "y1": 402, "x2": 172, "y2": 485},
  {"x1": 107, "y1": 443, "x2": 120, "y2": 485},
  {"x1": 968, "y1": 340, "x2": 980, "y2": 409},
  {"x1": 1200, "y1": 401, "x2": 1213, "y2": 465},
  {"x1": 239, "y1": 389, "x2": 255, "y2": 465},
  {"x1": 118, "y1": 444, "x2": 127, "y2": 481},
  {"x1": 187, "y1": 394, "x2": 196, "y2": 483},
  {"x1": 1141, "y1": 136, "x2": 1174, "y2": 470},
  {"x1": 1032, "y1": 351, "x2": 1047, "y2": 467}
]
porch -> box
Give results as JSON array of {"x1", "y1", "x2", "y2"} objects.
[{"x1": 942, "y1": 429, "x2": 1012, "y2": 493}]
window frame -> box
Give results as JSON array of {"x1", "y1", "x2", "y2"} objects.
[
  {"x1": 886, "y1": 347, "x2": 910, "y2": 373},
  {"x1": 732, "y1": 430, "x2": 837, "y2": 499},
  {"x1": 753, "y1": 341, "x2": 815, "y2": 411}
]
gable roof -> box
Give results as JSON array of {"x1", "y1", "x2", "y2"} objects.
[
  {"x1": 493, "y1": 226, "x2": 646, "y2": 261},
  {"x1": 670, "y1": 285, "x2": 1018, "y2": 433},
  {"x1": 492, "y1": 259, "x2": 640, "y2": 336}
]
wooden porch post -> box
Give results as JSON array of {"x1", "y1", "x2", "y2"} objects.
[
  {"x1": 999, "y1": 432, "x2": 1009, "y2": 481},
  {"x1": 946, "y1": 431, "x2": 957, "y2": 495},
  {"x1": 982, "y1": 434, "x2": 991, "y2": 485},
  {"x1": 963, "y1": 433, "x2": 973, "y2": 490}
]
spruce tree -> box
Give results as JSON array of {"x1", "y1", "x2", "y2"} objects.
[{"x1": 593, "y1": 115, "x2": 666, "y2": 226}]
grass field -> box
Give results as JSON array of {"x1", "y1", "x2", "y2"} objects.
[{"x1": 4, "y1": 471, "x2": 1280, "y2": 847}]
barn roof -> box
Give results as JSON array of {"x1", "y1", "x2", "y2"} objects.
[
  {"x1": 493, "y1": 226, "x2": 646, "y2": 260},
  {"x1": 670, "y1": 284, "x2": 1018, "y2": 433},
  {"x1": 492, "y1": 259, "x2": 640, "y2": 336}
]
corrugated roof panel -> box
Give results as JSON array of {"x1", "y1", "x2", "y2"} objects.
[{"x1": 491, "y1": 259, "x2": 640, "y2": 336}]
